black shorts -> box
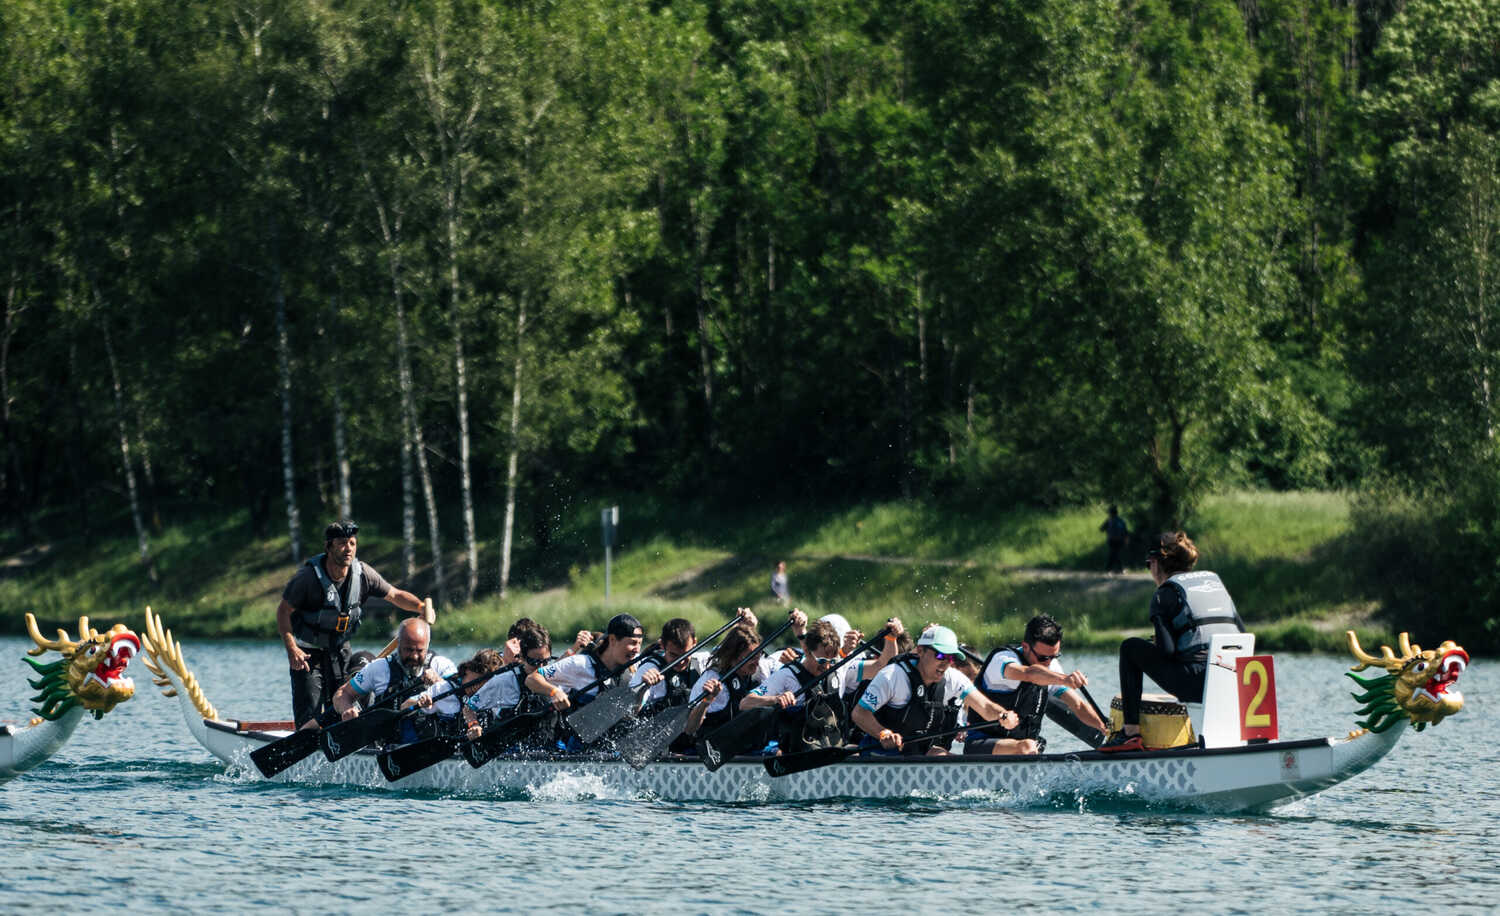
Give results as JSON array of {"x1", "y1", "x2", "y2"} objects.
[{"x1": 289, "y1": 643, "x2": 352, "y2": 728}]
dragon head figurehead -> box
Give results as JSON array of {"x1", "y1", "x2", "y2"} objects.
[
  {"x1": 1346, "y1": 630, "x2": 1467, "y2": 733},
  {"x1": 23, "y1": 613, "x2": 140, "y2": 720}
]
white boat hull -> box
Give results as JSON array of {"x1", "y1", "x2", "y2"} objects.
[
  {"x1": 0, "y1": 706, "x2": 85, "y2": 784},
  {"x1": 183, "y1": 704, "x2": 1403, "y2": 812}
]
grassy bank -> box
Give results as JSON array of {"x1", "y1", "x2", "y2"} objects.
[{"x1": 1, "y1": 490, "x2": 1401, "y2": 654}]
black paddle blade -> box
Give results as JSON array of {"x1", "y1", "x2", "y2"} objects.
[
  {"x1": 697, "y1": 706, "x2": 774, "y2": 771},
  {"x1": 378, "y1": 736, "x2": 460, "y2": 781},
  {"x1": 319, "y1": 707, "x2": 401, "y2": 761},
  {"x1": 249, "y1": 727, "x2": 322, "y2": 778},
  {"x1": 464, "y1": 710, "x2": 546, "y2": 768},
  {"x1": 616, "y1": 706, "x2": 692, "y2": 770},
  {"x1": 568, "y1": 681, "x2": 649, "y2": 743},
  {"x1": 1046, "y1": 695, "x2": 1105, "y2": 748},
  {"x1": 762, "y1": 744, "x2": 859, "y2": 777}
]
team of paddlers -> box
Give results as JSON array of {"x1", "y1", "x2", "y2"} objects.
[{"x1": 273, "y1": 520, "x2": 1241, "y2": 768}]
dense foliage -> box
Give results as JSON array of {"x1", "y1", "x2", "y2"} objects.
[{"x1": 1, "y1": 0, "x2": 1497, "y2": 640}]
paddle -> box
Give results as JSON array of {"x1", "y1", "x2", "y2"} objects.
[
  {"x1": 461, "y1": 707, "x2": 551, "y2": 767},
  {"x1": 763, "y1": 717, "x2": 1010, "y2": 777},
  {"x1": 615, "y1": 695, "x2": 706, "y2": 770},
  {"x1": 250, "y1": 600, "x2": 435, "y2": 778},
  {"x1": 1046, "y1": 694, "x2": 1105, "y2": 748},
  {"x1": 319, "y1": 661, "x2": 515, "y2": 762},
  {"x1": 698, "y1": 624, "x2": 890, "y2": 772}
]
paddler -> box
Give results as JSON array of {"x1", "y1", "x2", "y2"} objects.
[
  {"x1": 525, "y1": 613, "x2": 662, "y2": 727},
  {"x1": 964, "y1": 614, "x2": 1108, "y2": 755},
  {"x1": 683, "y1": 622, "x2": 775, "y2": 739},
  {"x1": 398, "y1": 648, "x2": 504, "y2": 741},
  {"x1": 632, "y1": 618, "x2": 702, "y2": 717},
  {"x1": 276, "y1": 519, "x2": 431, "y2": 729},
  {"x1": 332, "y1": 617, "x2": 457, "y2": 740},
  {"x1": 462, "y1": 624, "x2": 556, "y2": 747},
  {"x1": 850, "y1": 625, "x2": 1019, "y2": 755}
]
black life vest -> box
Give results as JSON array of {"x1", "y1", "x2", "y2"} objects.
[
  {"x1": 971, "y1": 645, "x2": 1046, "y2": 742},
  {"x1": 640, "y1": 653, "x2": 695, "y2": 716},
  {"x1": 699, "y1": 669, "x2": 760, "y2": 733},
  {"x1": 1161, "y1": 571, "x2": 1245, "y2": 661},
  {"x1": 873, "y1": 654, "x2": 961, "y2": 754},
  {"x1": 290, "y1": 555, "x2": 365, "y2": 649},
  {"x1": 775, "y1": 661, "x2": 845, "y2": 754}
]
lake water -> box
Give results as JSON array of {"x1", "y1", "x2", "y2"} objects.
[{"x1": 1, "y1": 637, "x2": 1495, "y2": 913}]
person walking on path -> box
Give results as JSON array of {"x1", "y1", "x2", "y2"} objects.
[
  {"x1": 771, "y1": 561, "x2": 789, "y2": 605},
  {"x1": 1100, "y1": 506, "x2": 1129, "y2": 574}
]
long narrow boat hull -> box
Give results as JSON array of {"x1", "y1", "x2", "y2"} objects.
[
  {"x1": 0, "y1": 707, "x2": 85, "y2": 784},
  {"x1": 188, "y1": 713, "x2": 1401, "y2": 812}
]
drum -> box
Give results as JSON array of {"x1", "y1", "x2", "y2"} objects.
[{"x1": 1109, "y1": 693, "x2": 1195, "y2": 749}]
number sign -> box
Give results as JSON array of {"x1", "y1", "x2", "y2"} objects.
[{"x1": 1235, "y1": 655, "x2": 1278, "y2": 741}]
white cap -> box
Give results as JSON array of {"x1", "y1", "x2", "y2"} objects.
[{"x1": 819, "y1": 614, "x2": 851, "y2": 642}]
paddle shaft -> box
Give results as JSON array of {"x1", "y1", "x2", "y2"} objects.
[
  {"x1": 322, "y1": 660, "x2": 520, "y2": 759},
  {"x1": 785, "y1": 626, "x2": 893, "y2": 703},
  {"x1": 1079, "y1": 685, "x2": 1110, "y2": 729}
]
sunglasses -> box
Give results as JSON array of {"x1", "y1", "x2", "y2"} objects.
[
  {"x1": 1029, "y1": 646, "x2": 1061, "y2": 663},
  {"x1": 808, "y1": 654, "x2": 840, "y2": 666},
  {"x1": 328, "y1": 522, "x2": 359, "y2": 539},
  {"x1": 930, "y1": 650, "x2": 958, "y2": 662},
  {"x1": 525, "y1": 653, "x2": 554, "y2": 666}
]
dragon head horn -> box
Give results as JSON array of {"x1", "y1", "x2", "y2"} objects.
[
  {"x1": 1346, "y1": 630, "x2": 1404, "y2": 672},
  {"x1": 24, "y1": 613, "x2": 92, "y2": 658}
]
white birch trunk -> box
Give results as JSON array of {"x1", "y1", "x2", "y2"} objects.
[
  {"x1": 499, "y1": 294, "x2": 526, "y2": 600},
  {"x1": 332, "y1": 385, "x2": 352, "y2": 519},
  {"x1": 447, "y1": 201, "x2": 478, "y2": 603},
  {"x1": 98, "y1": 301, "x2": 156, "y2": 582},
  {"x1": 274, "y1": 265, "x2": 302, "y2": 561}
]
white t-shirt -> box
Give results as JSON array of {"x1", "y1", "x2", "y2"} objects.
[
  {"x1": 466, "y1": 668, "x2": 527, "y2": 715},
  {"x1": 537, "y1": 653, "x2": 623, "y2": 699},
  {"x1": 349, "y1": 654, "x2": 458, "y2": 705},
  {"x1": 750, "y1": 662, "x2": 853, "y2": 707},
  {"x1": 857, "y1": 663, "x2": 974, "y2": 712},
  {"x1": 688, "y1": 662, "x2": 769, "y2": 715},
  {"x1": 981, "y1": 648, "x2": 1068, "y2": 698}
]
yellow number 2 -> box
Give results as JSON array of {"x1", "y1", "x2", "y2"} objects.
[{"x1": 1242, "y1": 660, "x2": 1271, "y2": 728}]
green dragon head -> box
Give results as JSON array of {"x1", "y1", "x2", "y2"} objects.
[
  {"x1": 1345, "y1": 630, "x2": 1467, "y2": 733},
  {"x1": 23, "y1": 613, "x2": 140, "y2": 721}
]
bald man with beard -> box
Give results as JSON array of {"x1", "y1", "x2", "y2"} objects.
[{"x1": 331, "y1": 618, "x2": 457, "y2": 741}]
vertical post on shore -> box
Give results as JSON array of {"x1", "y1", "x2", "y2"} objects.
[{"x1": 602, "y1": 505, "x2": 619, "y2": 605}]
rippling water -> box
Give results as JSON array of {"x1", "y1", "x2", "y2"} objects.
[{"x1": 0, "y1": 636, "x2": 1494, "y2": 913}]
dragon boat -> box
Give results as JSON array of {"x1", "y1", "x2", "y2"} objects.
[
  {"x1": 139, "y1": 609, "x2": 1467, "y2": 812},
  {"x1": 1, "y1": 614, "x2": 140, "y2": 783}
]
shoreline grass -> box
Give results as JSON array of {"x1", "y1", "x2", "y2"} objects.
[{"x1": 1, "y1": 489, "x2": 1405, "y2": 654}]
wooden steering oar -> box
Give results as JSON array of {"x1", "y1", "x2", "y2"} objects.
[{"x1": 250, "y1": 598, "x2": 437, "y2": 778}]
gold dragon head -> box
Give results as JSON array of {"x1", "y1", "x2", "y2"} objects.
[
  {"x1": 24, "y1": 613, "x2": 141, "y2": 719},
  {"x1": 1346, "y1": 630, "x2": 1467, "y2": 732}
]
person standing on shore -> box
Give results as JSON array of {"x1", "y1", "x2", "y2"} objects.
[
  {"x1": 275, "y1": 520, "x2": 430, "y2": 730},
  {"x1": 771, "y1": 561, "x2": 790, "y2": 605},
  {"x1": 1100, "y1": 506, "x2": 1129, "y2": 574}
]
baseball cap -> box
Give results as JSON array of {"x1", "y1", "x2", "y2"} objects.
[
  {"x1": 605, "y1": 613, "x2": 644, "y2": 640},
  {"x1": 819, "y1": 614, "x2": 852, "y2": 642},
  {"x1": 917, "y1": 625, "x2": 960, "y2": 655}
]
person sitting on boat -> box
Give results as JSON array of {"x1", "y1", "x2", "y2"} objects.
[
  {"x1": 463, "y1": 624, "x2": 556, "y2": 748},
  {"x1": 850, "y1": 625, "x2": 1019, "y2": 755},
  {"x1": 740, "y1": 619, "x2": 871, "y2": 754},
  {"x1": 1100, "y1": 531, "x2": 1247, "y2": 752},
  {"x1": 684, "y1": 622, "x2": 774, "y2": 739},
  {"x1": 332, "y1": 617, "x2": 457, "y2": 739},
  {"x1": 276, "y1": 519, "x2": 431, "y2": 730},
  {"x1": 525, "y1": 613, "x2": 662, "y2": 714},
  {"x1": 633, "y1": 618, "x2": 702, "y2": 718},
  {"x1": 964, "y1": 614, "x2": 1108, "y2": 756},
  {"x1": 398, "y1": 648, "x2": 504, "y2": 742}
]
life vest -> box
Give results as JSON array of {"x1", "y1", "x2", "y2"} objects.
[
  {"x1": 640, "y1": 653, "x2": 695, "y2": 716},
  {"x1": 970, "y1": 646, "x2": 1046, "y2": 742},
  {"x1": 1162, "y1": 571, "x2": 1245, "y2": 661},
  {"x1": 775, "y1": 661, "x2": 846, "y2": 754},
  {"x1": 366, "y1": 651, "x2": 437, "y2": 711},
  {"x1": 873, "y1": 654, "x2": 961, "y2": 754},
  {"x1": 699, "y1": 670, "x2": 759, "y2": 733},
  {"x1": 290, "y1": 555, "x2": 364, "y2": 649}
]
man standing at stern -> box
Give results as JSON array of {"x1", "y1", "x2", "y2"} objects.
[{"x1": 275, "y1": 520, "x2": 431, "y2": 730}]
